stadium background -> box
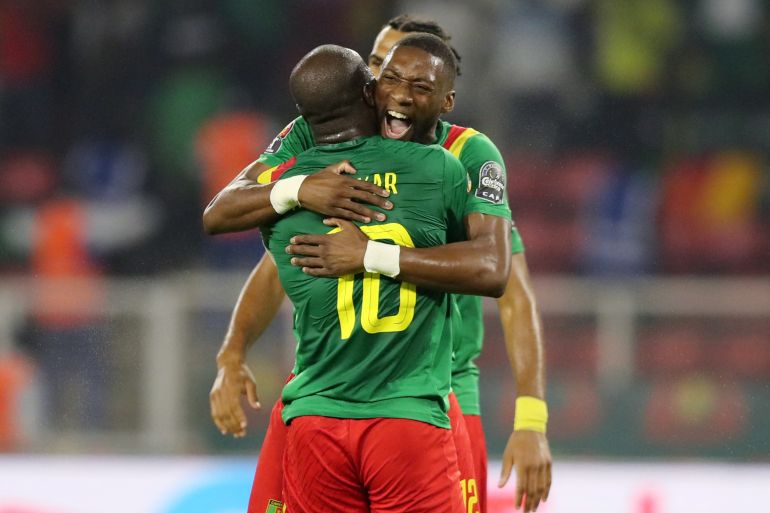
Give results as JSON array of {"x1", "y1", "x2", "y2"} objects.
[{"x1": 1, "y1": 0, "x2": 769, "y2": 511}]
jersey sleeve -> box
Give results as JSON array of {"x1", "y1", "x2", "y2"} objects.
[
  {"x1": 255, "y1": 116, "x2": 315, "y2": 168},
  {"x1": 459, "y1": 134, "x2": 512, "y2": 220},
  {"x1": 511, "y1": 224, "x2": 525, "y2": 254},
  {"x1": 442, "y1": 152, "x2": 471, "y2": 241}
]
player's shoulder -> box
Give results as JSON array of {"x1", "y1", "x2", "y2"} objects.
[
  {"x1": 263, "y1": 116, "x2": 313, "y2": 154},
  {"x1": 439, "y1": 121, "x2": 501, "y2": 161},
  {"x1": 376, "y1": 135, "x2": 457, "y2": 163}
]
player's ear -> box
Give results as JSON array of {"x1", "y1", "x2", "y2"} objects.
[
  {"x1": 363, "y1": 79, "x2": 376, "y2": 107},
  {"x1": 441, "y1": 90, "x2": 455, "y2": 114}
]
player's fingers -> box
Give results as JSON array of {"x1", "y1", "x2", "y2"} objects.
[
  {"x1": 346, "y1": 180, "x2": 393, "y2": 205},
  {"x1": 515, "y1": 464, "x2": 528, "y2": 511},
  {"x1": 302, "y1": 266, "x2": 336, "y2": 277},
  {"x1": 210, "y1": 394, "x2": 229, "y2": 435},
  {"x1": 289, "y1": 234, "x2": 325, "y2": 246},
  {"x1": 332, "y1": 160, "x2": 356, "y2": 175},
  {"x1": 245, "y1": 380, "x2": 261, "y2": 410},
  {"x1": 526, "y1": 466, "x2": 544, "y2": 512},
  {"x1": 330, "y1": 207, "x2": 371, "y2": 224},
  {"x1": 544, "y1": 462, "x2": 552, "y2": 501},
  {"x1": 290, "y1": 257, "x2": 324, "y2": 268},
  {"x1": 339, "y1": 199, "x2": 383, "y2": 222},
  {"x1": 498, "y1": 458, "x2": 513, "y2": 488},
  {"x1": 322, "y1": 218, "x2": 358, "y2": 231},
  {"x1": 535, "y1": 465, "x2": 548, "y2": 510},
  {"x1": 350, "y1": 180, "x2": 391, "y2": 199},
  {"x1": 286, "y1": 244, "x2": 322, "y2": 257}
]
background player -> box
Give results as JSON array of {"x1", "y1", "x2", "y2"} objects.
[
  {"x1": 265, "y1": 42, "x2": 488, "y2": 513},
  {"x1": 206, "y1": 15, "x2": 551, "y2": 513}
]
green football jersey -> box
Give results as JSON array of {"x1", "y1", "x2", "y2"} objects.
[
  {"x1": 256, "y1": 117, "x2": 524, "y2": 416},
  {"x1": 262, "y1": 136, "x2": 469, "y2": 429},
  {"x1": 435, "y1": 120, "x2": 522, "y2": 415}
]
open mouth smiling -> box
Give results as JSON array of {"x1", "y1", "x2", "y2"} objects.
[{"x1": 382, "y1": 110, "x2": 413, "y2": 140}]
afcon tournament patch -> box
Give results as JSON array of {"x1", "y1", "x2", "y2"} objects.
[
  {"x1": 265, "y1": 499, "x2": 285, "y2": 513},
  {"x1": 264, "y1": 120, "x2": 296, "y2": 154},
  {"x1": 475, "y1": 161, "x2": 505, "y2": 204}
]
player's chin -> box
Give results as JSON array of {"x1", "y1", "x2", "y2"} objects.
[{"x1": 380, "y1": 116, "x2": 413, "y2": 141}]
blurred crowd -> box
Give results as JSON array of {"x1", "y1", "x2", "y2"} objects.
[
  {"x1": 1, "y1": 0, "x2": 769, "y2": 455},
  {"x1": 1, "y1": 0, "x2": 768, "y2": 279}
]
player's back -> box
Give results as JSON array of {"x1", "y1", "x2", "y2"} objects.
[{"x1": 263, "y1": 135, "x2": 468, "y2": 428}]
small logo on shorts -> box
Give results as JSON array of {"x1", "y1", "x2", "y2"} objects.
[
  {"x1": 265, "y1": 499, "x2": 285, "y2": 513},
  {"x1": 475, "y1": 161, "x2": 505, "y2": 204}
]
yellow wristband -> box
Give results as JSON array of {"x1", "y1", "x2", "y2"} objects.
[{"x1": 513, "y1": 396, "x2": 548, "y2": 433}]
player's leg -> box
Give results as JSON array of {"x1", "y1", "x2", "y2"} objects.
[
  {"x1": 464, "y1": 414, "x2": 489, "y2": 513},
  {"x1": 247, "y1": 398, "x2": 287, "y2": 513},
  {"x1": 360, "y1": 418, "x2": 465, "y2": 513},
  {"x1": 283, "y1": 416, "x2": 368, "y2": 513},
  {"x1": 449, "y1": 393, "x2": 481, "y2": 513}
]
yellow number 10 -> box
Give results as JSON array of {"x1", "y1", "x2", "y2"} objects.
[{"x1": 334, "y1": 223, "x2": 416, "y2": 339}]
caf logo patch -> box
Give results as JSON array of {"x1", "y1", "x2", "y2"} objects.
[
  {"x1": 475, "y1": 161, "x2": 505, "y2": 204},
  {"x1": 264, "y1": 120, "x2": 296, "y2": 154}
]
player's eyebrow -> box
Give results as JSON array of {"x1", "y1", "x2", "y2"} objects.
[{"x1": 368, "y1": 53, "x2": 382, "y2": 63}]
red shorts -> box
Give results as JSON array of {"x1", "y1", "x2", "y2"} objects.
[
  {"x1": 448, "y1": 393, "x2": 481, "y2": 513},
  {"x1": 464, "y1": 414, "x2": 488, "y2": 513},
  {"x1": 283, "y1": 416, "x2": 464, "y2": 513},
  {"x1": 247, "y1": 397, "x2": 287, "y2": 513}
]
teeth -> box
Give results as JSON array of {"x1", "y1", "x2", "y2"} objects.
[{"x1": 388, "y1": 110, "x2": 409, "y2": 120}]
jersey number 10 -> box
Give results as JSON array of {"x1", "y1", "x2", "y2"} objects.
[{"x1": 333, "y1": 223, "x2": 416, "y2": 339}]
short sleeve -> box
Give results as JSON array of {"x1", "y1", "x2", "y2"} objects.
[
  {"x1": 511, "y1": 224, "x2": 525, "y2": 254},
  {"x1": 442, "y1": 152, "x2": 471, "y2": 241},
  {"x1": 460, "y1": 134, "x2": 512, "y2": 220},
  {"x1": 255, "y1": 116, "x2": 315, "y2": 168}
]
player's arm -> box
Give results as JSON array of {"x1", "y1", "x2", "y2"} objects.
[
  {"x1": 305, "y1": 212, "x2": 511, "y2": 296},
  {"x1": 210, "y1": 254, "x2": 285, "y2": 438},
  {"x1": 287, "y1": 141, "x2": 513, "y2": 297},
  {"x1": 496, "y1": 245, "x2": 552, "y2": 513},
  {"x1": 202, "y1": 118, "x2": 392, "y2": 234}
]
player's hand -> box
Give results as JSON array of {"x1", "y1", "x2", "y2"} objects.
[
  {"x1": 297, "y1": 160, "x2": 393, "y2": 223},
  {"x1": 209, "y1": 360, "x2": 261, "y2": 438},
  {"x1": 499, "y1": 430, "x2": 552, "y2": 512},
  {"x1": 286, "y1": 218, "x2": 369, "y2": 277}
]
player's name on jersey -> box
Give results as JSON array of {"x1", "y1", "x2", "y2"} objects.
[{"x1": 357, "y1": 172, "x2": 398, "y2": 194}]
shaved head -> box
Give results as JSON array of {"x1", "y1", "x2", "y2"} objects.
[{"x1": 289, "y1": 44, "x2": 375, "y2": 125}]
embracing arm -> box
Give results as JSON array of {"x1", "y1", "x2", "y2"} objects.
[
  {"x1": 203, "y1": 160, "x2": 393, "y2": 235},
  {"x1": 203, "y1": 161, "x2": 281, "y2": 234},
  {"x1": 397, "y1": 213, "x2": 511, "y2": 297},
  {"x1": 210, "y1": 254, "x2": 285, "y2": 437},
  {"x1": 286, "y1": 213, "x2": 512, "y2": 298}
]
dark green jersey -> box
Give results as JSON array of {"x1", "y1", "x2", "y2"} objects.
[
  {"x1": 435, "y1": 120, "x2": 521, "y2": 415},
  {"x1": 255, "y1": 118, "x2": 524, "y2": 416},
  {"x1": 262, "y1": 136, "x2": 469, "y2": 429}
]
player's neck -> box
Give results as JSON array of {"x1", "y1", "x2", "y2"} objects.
[
  {"x1": 412, "y1": 119, "x2": 440, "y2": 145},
  {"x1": 313, "y1": 125, "x2": 377, "y2": 145},
  {"x1": 311, "y1": 111, "x2": 378, "y2": 145}
]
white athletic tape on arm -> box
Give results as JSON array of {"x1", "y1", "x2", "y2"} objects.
[
  {"x1": 269, "y1": 175, "x2": 308, "y2": 214},
  {"x1": 363, "y1": 240, "x2": 400, "y2": 278}
]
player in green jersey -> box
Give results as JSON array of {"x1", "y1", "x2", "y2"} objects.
[
  {"x1": 267, "y1": 42, "x2": 481, "y2": 513},
  {"x1": 206, "y1": 15, "x2": 551, "y2": 513}
]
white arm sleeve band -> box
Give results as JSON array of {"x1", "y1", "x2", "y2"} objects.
[
  {"x1": 269, "y1": 174, "x2": 308, "y2": 214},
  {"x1": 363, "y1": 240, "x2": 401, "y2": 278}
]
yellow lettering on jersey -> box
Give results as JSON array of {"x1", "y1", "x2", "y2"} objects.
[
  {"x1": 358, "y1": 173, "x2": 398, "y2": 194},
  {"x1": 384, "y1": 172, "x2": 398, "y2": 194},
  {"x1": 332, "y1": 222, "x2": 416, "y2": 339}
]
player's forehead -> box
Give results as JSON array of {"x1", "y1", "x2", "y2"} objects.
[
  {"x1": 369, "y1": 26, "x2": 407, "y2": 62},
  {"x1": 381, "y1": 45, "x2": 444, "y2": 83}
]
